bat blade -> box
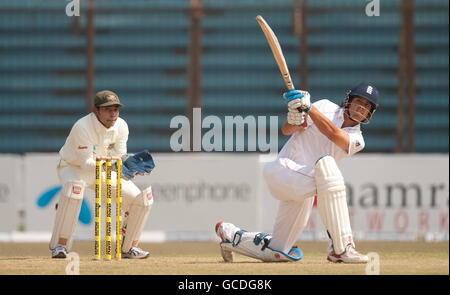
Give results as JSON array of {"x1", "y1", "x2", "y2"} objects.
[{"x1": 256, "y1": 15, "x2": 294, "y2": 91}]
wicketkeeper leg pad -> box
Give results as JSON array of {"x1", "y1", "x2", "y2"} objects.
[
  {"x1": 49, "y1": 180, "x2": 85, "y2": 251},
  {"x1": 315, "y1": 155, "x2": 354, "y2": 255},
  {"x1": 121, "y1": 186, "x2": 153, "y2": 252}
]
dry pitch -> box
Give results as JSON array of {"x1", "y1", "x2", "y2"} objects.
[{"x1": 0, "y1": 241, "x2": 448, "y2": 275}]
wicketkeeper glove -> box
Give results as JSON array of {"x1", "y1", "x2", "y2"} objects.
[{"x1": 122, "y1": 150, "x2": 155, "y2": 177}]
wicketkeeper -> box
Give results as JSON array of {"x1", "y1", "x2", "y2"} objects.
[
  {"x1": 50, "y1": 90, "x2": 155, "y2": 259},
  {"x1": 216, "y1": 82, "x2": 379, "y2": 263}
]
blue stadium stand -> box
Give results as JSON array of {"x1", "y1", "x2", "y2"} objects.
[
  {"x1": 0, "y1": 0, "x2": 448, "y2": 153},
  {"x1": 414, "y1": 0, "x2": 449, "y2": 152},
  {"x1": 0, "y1": 0, "x2": 189, "y2": 153}
]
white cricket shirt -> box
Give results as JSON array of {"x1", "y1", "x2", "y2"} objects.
[
  {"x1": 263, "y1": 99, "x2": 365, "y2": 201},
  {"x1": 58, "y1": 112, "x2": 129, "y2": 171}
]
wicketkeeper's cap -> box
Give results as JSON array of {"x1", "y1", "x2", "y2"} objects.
[{"x1": 94, "y1": 90, "x2": 123, "y2": 108}]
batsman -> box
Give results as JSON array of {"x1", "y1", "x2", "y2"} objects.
[
  {"x1": 216, "y1": 82, "x2": 379, "y2": 263},
  {"x1": 49, "y1": 90, "x2": 155, "y2": 259}
]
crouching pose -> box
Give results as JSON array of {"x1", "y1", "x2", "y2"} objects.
[
  {"x1": 50, "y1": 90, "x2": 155, "y2": 259},
  {"x1": 216, "y1": 82, "x2": 379, "y2": 263}
]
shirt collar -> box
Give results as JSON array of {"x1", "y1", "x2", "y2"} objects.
[{"x1": 91, "y1": 112, "x2": 118, "y2": 135}]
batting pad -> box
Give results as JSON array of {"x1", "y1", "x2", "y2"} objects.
[
  {"x1": 315, "y1": 155, "x2": 354, "y2": 255},
  {"x1": 121, "y1": 186, "x2": 153, "y2": 252},
  {"x1": 221, "y1": 231, "x2": 302, "y2": 262},
  {"x1": 49, "y1": 180, "x2": 85, "y2": 251}
]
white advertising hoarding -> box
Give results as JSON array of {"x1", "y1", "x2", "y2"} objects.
[
  {"x1": 260, "y1": 154, "x2": 449, "y2": 241},
  {"x1": 0, "y1": 155, "x2": 22, "y2": 232},
  {"x1": 0, "y1": 153, "x2": 448, "y2": 242},
  {"x1": 133, "y1": 154, "x2": 260, "y2": 239},
  {"x1": 339, "y1": 154, "x2": 449, "y2": 241}
]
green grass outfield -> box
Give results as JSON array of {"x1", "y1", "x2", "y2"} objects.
[{"x1": 0, "y1": 241, "x2": 448, "y2": 275}]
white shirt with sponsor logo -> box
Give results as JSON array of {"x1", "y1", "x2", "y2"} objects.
[
  {"x1": 264, "y1": 99, "x2": 365, "y2": 200},
  {"x1": 59, "y1": 112, "x2": 129, "y2": 171}
]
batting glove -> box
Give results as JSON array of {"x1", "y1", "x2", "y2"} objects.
[
  {"x1": 287, "y1": 109, "x2": 306, "y2": 126},
  {"x1": 284, "y1": 89, "x2": 311, "y2": 112}
]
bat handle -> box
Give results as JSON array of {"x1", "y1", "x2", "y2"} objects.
[{"x1": 285, "y1": 80, "x2": 294, "y2": 91}]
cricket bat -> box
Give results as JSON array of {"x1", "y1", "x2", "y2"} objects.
[{"x1": 256, "y1": 15, "x2": 295, "y2": 91}]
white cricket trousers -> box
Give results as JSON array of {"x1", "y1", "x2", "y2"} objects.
[{"x1": 263, "y1": 158, "x2": 317, "y2": 253}]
